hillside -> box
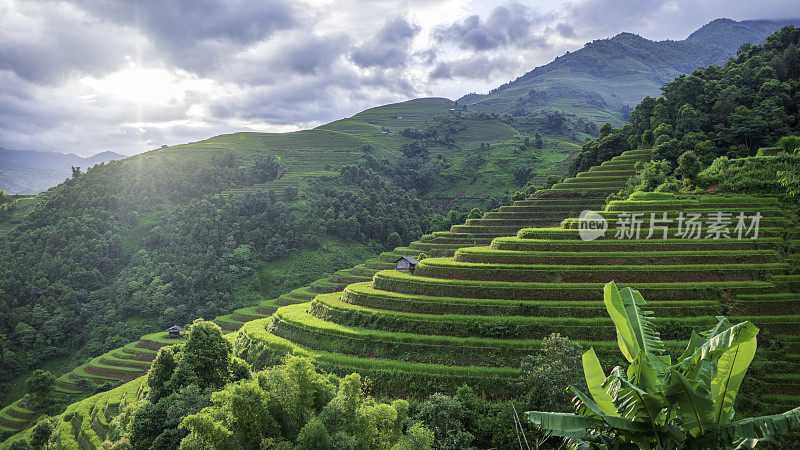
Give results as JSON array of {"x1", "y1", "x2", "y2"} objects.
[
  {"x1": 0, "y1": 97, "x2": 592, "y2": 409},
  {"x1": 4, "y1": 150, "x2": 798, "y2": 447},
  {"x1": 0, "y1": 148, "x2": 126, "y2": 194},
  {"x1": 460, "y1": 18, "x2": 799, "y2": 125}
]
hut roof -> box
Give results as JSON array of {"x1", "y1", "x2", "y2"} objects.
[{"x1": 395, "y1": 256, "x2": 420, "y2": 265}]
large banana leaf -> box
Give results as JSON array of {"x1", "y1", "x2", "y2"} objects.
[
  {"x1": 604, "y1": 281, "x2": 640, "y2": 362},
  {"x1": 570, "y1": 388, "x2": 652, "y2": 433},
  {"x1": 711, "y1": 331, "x2": 757, "y2": 425},
  {"x1": 673, "y1": 321, "x2": 759, "y2": 373},
  {"x1": 662, "y1": 372, "x2": 715, "y2": 437},
  {"x1": 525, "y1": 411, "x2": 605, "y2": 438},
  {"x1": 582, "y1": 348, "x2": 619, "y2": 416},
  {"x1": 693, "y1": 406, "x2": 800, "y2": 448},
  {"x1": 620, "y1": 287, "x2": 665, "y2": 357},
  {"x1": 626, "y1": 353, "x2": 661, "y2": 394}
]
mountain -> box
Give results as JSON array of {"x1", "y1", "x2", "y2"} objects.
[
  {"x1": 0, "y1": 148, "x2": 126, "y2": 194},
  {"x1": 459, "y1": 18, "x2": 799, "y2": 125}
]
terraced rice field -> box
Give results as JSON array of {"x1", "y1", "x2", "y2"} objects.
[
  {"x1": 218, "y1": 171, "x2": 337, "y2": 199},
  {"x1": 1, "y1": 149, "x2": 647, "y2": 437},
  {"x1": 1, "y1": 377, "x2": 149, "y2": 449},
  {"x1": 210, "y1": 149, "x2": 653, "y2": 329},
  {"x1": 235, "y1": 189, "x2": 800, "y2": 410}
]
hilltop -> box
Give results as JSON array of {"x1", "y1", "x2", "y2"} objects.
[{"x1": 459, "y1": 18, "x2": 799, "y2": 124}]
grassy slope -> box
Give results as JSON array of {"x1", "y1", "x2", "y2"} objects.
[
  {"x1": 0, "y1": 196, "x2": 39, "y2": 236},
  {"x1": 0, "y1": 97, "x2": 582, "y2": 409}
]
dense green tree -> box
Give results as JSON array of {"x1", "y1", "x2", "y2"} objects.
[
  {"x1": 178, "y1": 357, "x2": 432, "y2": 449},
  {"x1": 25, "y1": 370, "x2": 55, "y2": 409},
  {"x1": 676, "y1": 150, "x2": 702, "y2": 183},
  {"x1": 182, "y1": 320, "x2": 232, "y2": 389}
]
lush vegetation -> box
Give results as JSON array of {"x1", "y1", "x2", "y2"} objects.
[
  {"x1": 0, "y1": 96, "x2": 583, "y2": 408},
  {"x1": 568, "y1": 26, "x2": 800, "y2": 175},
  {"x1": 527, "y1": 282, "x2": 800, "y2": 449}
]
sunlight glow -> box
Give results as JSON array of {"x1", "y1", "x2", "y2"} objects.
[{"x1": 80, "y1": 64, "x2": 212, "y2": 105}]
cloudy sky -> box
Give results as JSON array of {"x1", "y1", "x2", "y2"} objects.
[{"x1": 0, "y1": 0, "x2": 797, "y2": 156}]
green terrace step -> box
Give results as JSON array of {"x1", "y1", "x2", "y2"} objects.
[
  {"x1": 257, "y1": 299, "x2": 281, "y2": 315},
  {"x1": 214, "y1": 314, "x2": 245, "y2": 331},
  {"x1": 515, "y1": 227, "x2": 786, "y2": 240},
  {"x1": 560, "y1": 215, "x2": 787, "y2": 229},
  {"x1": 341, "y1": 282, "x2": 721, "y2": 317},
  {"x1": 552, "y1": 181, "x2": 630, "y2": 189},
  {"x1": 549, "y1": 185, "x2": 625, "y2": 192},
  {"x1": 308, "y1": 294, "x2": 719, "y2": 342},
  {"x1": 605, "y1": 198, "x2": 780, "y2": 211},
  {"x1": 236, "y1": 318, "x2": 523, "y2": 397},
  {"x1": 490, "y1": 236, "x2": 784, "y2": 252},
  {"x1": 589, "y1": 165, "x2": 640, "y2": 172},
  {"x1": 576, "y1": 170, "x2": 636, "y2": 177},
  {"x1": 514, "y1": 197, "x2": 610, "y2": 205},
  {"x1": 482, "y1": 210, "x2": 591, "y2": 219},
  {"x1": 370, "y1": 270, "x2": 774, "y2": 301},
  {"x1": 453, "y1": 247, "x2": 781, "y2": 265},
  {"x1": 270, "y1": 302, "x2": 685, "y2": 369},
  {"x1": 764, "y1": 374, "x2": 800, "y2": 395},
  {"x1": 411, "y1": 258, "x2": 790, "y2": 283},
  {"x1": 233, "y1": 305, "x2": 271, "y2": 322},
  {"x1": 277, "y1": 293, "x2": 311, "y2": 306},
  {"x1": 761, "y1": 394, "x2": 800, "y2": 413},
  {"x1": 563, "y1": 176, "x2": 632, "y2": 182},
  {"x1": 315, "y1": 293, "x2": 800, "y2": 341},
  {"x1": 497, "y1": 204, "x2": 603, "y2": 212},
  {"x1": 732, "y1": 293, "x2": 800, "y2": 315}
]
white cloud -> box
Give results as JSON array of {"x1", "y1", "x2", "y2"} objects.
[{"x1": 0, "y1": 0, "x2": 797, "y2": 156}]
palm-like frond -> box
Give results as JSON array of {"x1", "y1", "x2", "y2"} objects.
[
  {"x1": 711, "y1": 331, "x2": 757, "y2": 425},
  {"x1": 582, "y1": 348, "x2": 619, "y2": 416}
]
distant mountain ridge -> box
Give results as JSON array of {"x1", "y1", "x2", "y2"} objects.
[
  {"x1": 0, "y1": 148, "x2": 126, "y2": 193},
  {"x1": 459, "y1": 18, "x2": 800, "y2": 124}
]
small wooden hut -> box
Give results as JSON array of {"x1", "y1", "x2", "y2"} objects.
[
  {"x1": 166, "y1": 325, "x2": 184, "y2": 339},
  {"x1": 395, "y1": 256, "x2": 420, "y2": 273}
]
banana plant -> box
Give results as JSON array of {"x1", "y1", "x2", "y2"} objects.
[{"x1": 526, "y1": 281, "x2": 800, "y2": 449}]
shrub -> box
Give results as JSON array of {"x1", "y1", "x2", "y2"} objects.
[
  {"x1": 777, "y1": 135, "x2": 800, "y2": 153},
  {"x1": 518, "y1": 333, "x2": 583, "y2": 413}
]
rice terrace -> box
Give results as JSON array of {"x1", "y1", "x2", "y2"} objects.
[{"x1": 1, "y1": 2, "x2": 800, "y2": 449}]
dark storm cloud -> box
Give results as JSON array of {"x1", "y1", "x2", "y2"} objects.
[
  {"x1": 351, "y1": 16, "x2": 421, "y2": 68},
  {"x1": 433, "y1": 2, "x2": 540, "y2": 51},
  {"x1": 556, "y1": 23, "x2": 576, "y2": 38},
  {"x1": 429, "y1": 54, "x2": 518, "y2": 80},
  {"x1": 561, "y1": 0, "x2": 800, "y2": 41},
  {"x1": 72, "y1": 0, "x2": 299, "y2": 74}
]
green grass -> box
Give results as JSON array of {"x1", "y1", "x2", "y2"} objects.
[
  {"x1": 0, "y1": 196, "x2": 39, "y2": 235},
  {"x1": 121, "y1": 211, "x2": 164, "y2": 253},
  {"x1": 257, "y1": 239, "x2": 377, "y2": 300}
]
